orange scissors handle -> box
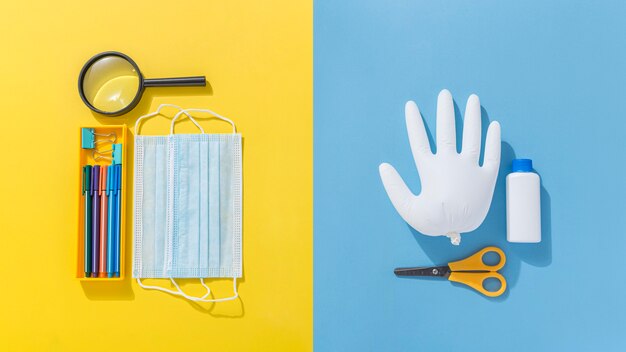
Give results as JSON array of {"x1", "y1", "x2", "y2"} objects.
[
  {"x1": 447, "y1": 246, "x2": 507, "y2": 297},
  {"x1": 448, "y1": 246, "x2": 505, "y2": 272},
  {"x1": 448, "y1": 271, "x2": 507, "y2": 297}
]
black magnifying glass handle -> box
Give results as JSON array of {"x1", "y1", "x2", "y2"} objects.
[{"x1": 143, "y1": 76, "x2": 206, "y2": 87}]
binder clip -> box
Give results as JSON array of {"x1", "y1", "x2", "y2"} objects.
[
  {"x1": 112, "y1": 144, "x2": 122, "y2": 165},
  {"x1": 81, "y1": 128, "x2": 95, "y2": 149},
  {"x1": 81, "y1": 128, "x2": 117, "y2": 149}
]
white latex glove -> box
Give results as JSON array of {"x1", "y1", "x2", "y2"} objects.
[{"x1": 379, "y1": 89, "x2": 501, "y2": 245}]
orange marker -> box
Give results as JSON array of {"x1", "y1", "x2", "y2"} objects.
[{"x1": 99, "y1": 166, "x2": 108, "y2": 278}]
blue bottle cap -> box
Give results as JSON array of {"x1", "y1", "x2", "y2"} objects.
[{"x1": 512, "y1": 159, "x2": 533, "y2": 172}]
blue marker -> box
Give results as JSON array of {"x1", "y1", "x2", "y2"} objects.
[
  {"x1": 106, "y1": 164, "x2": 115, "y2": 278},
  {"x1": 114, "y1": 164, "x2": 122, "y2": 277}
]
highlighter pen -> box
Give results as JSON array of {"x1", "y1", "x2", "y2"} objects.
[
  {"x1": 83, "y1": 166, "x2": 93, "y2": 277},
  {"x1": 114, "y1": 164, "x2": 122, "y2": 277},
  {"x1": 91, "y1": 165, "x2": 100, "y2": 278},
  {"x1": 109, "y1": 165, "x2": 117, "y2": 278},
  {"x1": 99, "y1": 166, "x2": 108, "y2": 278},
  {"x1": 106, "y1": 165, "x2": 115, "y2": 278}
]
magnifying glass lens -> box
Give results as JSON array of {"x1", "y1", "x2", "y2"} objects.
[{"x1": 81, "y1": 55, "x2": 140, "y2": 113}]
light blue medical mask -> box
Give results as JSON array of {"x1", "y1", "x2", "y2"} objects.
[{"x1": 133, "y1": 105, "x2": 242, "y2": 302}]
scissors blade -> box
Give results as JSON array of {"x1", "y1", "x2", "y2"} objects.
[{"x1": 394, "y1": 265, "x2": 451, "y2": 277}]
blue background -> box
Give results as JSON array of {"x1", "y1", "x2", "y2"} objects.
[{"x1": 314, "y1": 1, "x2": 626, "y2": 351}]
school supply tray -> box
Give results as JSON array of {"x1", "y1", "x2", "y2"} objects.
[{"x1": 76, "y1": 125, "x2": 127, "y2": 280}]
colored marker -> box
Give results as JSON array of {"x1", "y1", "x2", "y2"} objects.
[
  {"x1": 99, "y1": 166, "x2": 108, "y2": 278},
  {"x1": 107, "y1": 165, "x2": 115, "y2": 278},
  {"x1": 83, "y1": 166, "x2": 92, "y2": 277},
  {"x1": 114, "y1": 164, "x2": 121, "y2": 277},
  {"x1": 92, "y1": 165, "x2": 100, "y2": 277}
]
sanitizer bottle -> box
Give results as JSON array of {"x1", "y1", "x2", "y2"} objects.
[{"x1": 506, "y1": 159, "x2": 541, "y2": 243}]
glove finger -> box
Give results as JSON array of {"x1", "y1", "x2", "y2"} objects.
[
  {"x1": 461, "y1": 94, "x2": 481, "y2": 163},
  {"x1": 405, "y1": 100, "x2": 432, "y2": 169},
  {"x1": 483, "y1": 121, "x2": 501, "y2": 174},
  {"x1": 436, "y1": 89, "x2": 457, "y2": 154},
  {"x1": 379, "y1": 163, "x2": 416, "y2": 221}
]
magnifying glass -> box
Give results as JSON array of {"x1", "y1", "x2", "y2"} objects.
[{"x1": 78, "y1": 51, "x2": 206, "y2": 116}]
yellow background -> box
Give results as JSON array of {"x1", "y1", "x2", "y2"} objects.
[{"x1": 0, "y1": 1, "x2": 312, "y2": 351}]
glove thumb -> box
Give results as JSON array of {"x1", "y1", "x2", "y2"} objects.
[{"x1": 379, "y1": 163, "x2": 416, "y2": 223}]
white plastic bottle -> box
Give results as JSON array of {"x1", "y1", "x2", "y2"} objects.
[{"x1": 506, "y1": 159, "x2": 541, "y2": 243}]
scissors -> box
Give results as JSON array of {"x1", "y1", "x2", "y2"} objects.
[{"x1": 394, "y1": 246, "x2": 507, "y2": 297}]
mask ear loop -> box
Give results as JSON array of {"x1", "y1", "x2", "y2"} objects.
[
  {"x1": 170, "y1": 108, "x2": 236, "y2": 135},
  {"x1": 136, "y1": 278, "x2": 239, "y2": 302},
  {"x1": 135, "y1": 104, "x2": 197, "y2": 135},
  {"x1": 170, "y1": 109, "x2": 206, "y2": 135},
  {"x1": 169, "y1": 278, "x2": 239, "y2": 302},
  {"x1": 136, "y1": 278, "x2": 211, "y2": 300}
]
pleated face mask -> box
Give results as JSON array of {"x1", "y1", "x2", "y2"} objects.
[{"x1": 133, "y1": 105, "x2": 242, "y2": 302}]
